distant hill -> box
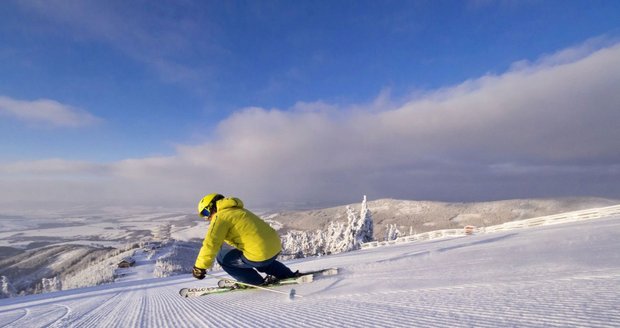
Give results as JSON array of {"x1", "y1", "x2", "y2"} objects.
[
  {"x1": 0, "y1": 244, "x2": 133, "y2": 297},
  {"x1": 267, "y1": 197, "x2": 619, "y2": 240}
]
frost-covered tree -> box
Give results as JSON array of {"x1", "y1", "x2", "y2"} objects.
[
  {"x1": 60, "y1": 246, "x2": 136, "y2": 290},
  {"x1": 386, "y1": 224, "x2": 402, "y2": 241},
  {"x1": 281, "y1": 195, "x2": 375, "y2": 258},
  {"x1": 41, "y1": 276, "x2": 61, "y2": 293},
  {"x1": 154, "y1": 241, "x2": 200, "y2": 278},
  {"x1": 356, "y1": 195, "x2": 374, "y2": 245},
  {"x1": 1, "y1": 276, "x2": 16, "y2": 298},
  {"x1": 341, "y1": 205, "x2": 360, "y2": 251},
  {"x1": 340, "y1": 195, "x2": 374, "y2": 251},
  {"x1": 282, "y1": 227, "x2": 331, "y2": 258},
  {"x1": 323, "y1": 220, "x2": 344, "y2": 254}
]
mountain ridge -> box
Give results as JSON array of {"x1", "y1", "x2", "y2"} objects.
[{"x1": 269, "y1": 196, "x2": 619, "y2": 238}]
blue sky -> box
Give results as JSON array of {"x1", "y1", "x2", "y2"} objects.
[{"x1": 1, "y1": 1, "x2": 619, "y2": 209}]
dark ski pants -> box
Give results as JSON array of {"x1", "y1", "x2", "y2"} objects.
[{"x1": 216, "y1": 245, "x2": 295, "y2": 285}]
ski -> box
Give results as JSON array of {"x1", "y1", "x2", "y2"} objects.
[
  {"x1": 179, "y1": 267, "x2": 339, "y2": 298},
  {"x1": 217, "y1": 267, "x2": 339, "y2": 288},
  {"x1": 179, "y1": 275, "x2": 307, "y2": 298}
]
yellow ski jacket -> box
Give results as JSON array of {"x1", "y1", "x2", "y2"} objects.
[{"x1": 194, "y1": 197, "x2": 282, "y2": 269}]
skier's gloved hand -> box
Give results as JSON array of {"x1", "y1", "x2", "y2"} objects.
[{"x1": 192, "y1": 266, "x2": 207, "y2": 280}]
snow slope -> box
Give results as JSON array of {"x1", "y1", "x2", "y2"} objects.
[{"x1": 1, "y1": 216, "x2": 619, "y2": 327}]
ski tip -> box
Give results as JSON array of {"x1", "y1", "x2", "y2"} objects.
[
  {"x1": 297, "y1": 274, "x2": 314, "y2": 284},
  {"x1": 314, "y1": 267, "x2": 339, "y2": 276},
  {"x1": 325, "y1": 267, "x2": 339, "y2": 275}
]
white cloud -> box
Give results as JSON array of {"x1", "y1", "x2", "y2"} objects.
[
  {"x1": 379, "y1": 42, "x2": 620, "y2": 163},
  {"x1": 1, "y1": 41, "x2": 619, "y2": 208},
  {"x1": 0, "y1": 96, "x2": 101, "y2": 127}
]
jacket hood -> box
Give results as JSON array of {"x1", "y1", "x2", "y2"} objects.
[{"x1": 216, "y1": 197, "x2": 244, "y2": 211}]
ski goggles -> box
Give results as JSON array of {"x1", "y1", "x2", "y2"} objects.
[{"x1": 200, "y1": 207, "x2": 211, "y2": 218}]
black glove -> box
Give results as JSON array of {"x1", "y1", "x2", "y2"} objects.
[{"x1": 192, "y1": 266, "x2": 207, "y2": 280}]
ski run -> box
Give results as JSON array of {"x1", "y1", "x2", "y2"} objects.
[{"x1": 1, "y1": 215, "x2": 619, "y2": 327}]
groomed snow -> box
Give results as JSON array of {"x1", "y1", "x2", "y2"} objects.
[{"x1": 1, "y1": 216, "x2": 619, "y2": 327}]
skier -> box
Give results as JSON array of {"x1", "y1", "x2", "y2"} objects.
[{"x1": 192, "y1": 193, "x2": 299, "y2": 286}]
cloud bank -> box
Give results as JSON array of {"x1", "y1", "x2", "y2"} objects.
[
  {"x1": 1, "y1": 41, "x2": 619, "y2": 209},
  {"x1": 0, "y1": 96, "x2": 101, "y2": 127}
]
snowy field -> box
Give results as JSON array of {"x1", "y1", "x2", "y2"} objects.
[
  {"x1": 1, "y1": 215, "x2": 619, "y2": 327},
  {"x1": 0, "y1": 209, "x2": 202, "y2": 249}
]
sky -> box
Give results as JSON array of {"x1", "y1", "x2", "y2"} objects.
[{"x1": 1, "y1": 0, "x2": 619, "y2": 210}]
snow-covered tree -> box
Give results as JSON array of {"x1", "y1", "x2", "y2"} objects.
[
  {"x1": 154, "y1": 241, "x2": 200, "y2": 277},
  {"x1": 356, "y1": 195, "x2": 374, "y2": 245},
  {"x1": 324, "y1": 220, "x2": 346, "y2": 254},
  {"x1": 1, "y1": 276, "x2": 16, "y2": 298},
  {"x1": 386, "y1": 224, "x2": 402, "y2": 241},
  {"x1": 41, "y1": 276, "x2": 61, "y2": 293},
  {"x1": 338, "y1": 195, "x2": 375, "y2": 251},
  {"x1": 60, "y1": 246, "x2": 136, "y2": 290},
  {"x1": 281, "y1": 195, "x2": 375, "y2": 258}
]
